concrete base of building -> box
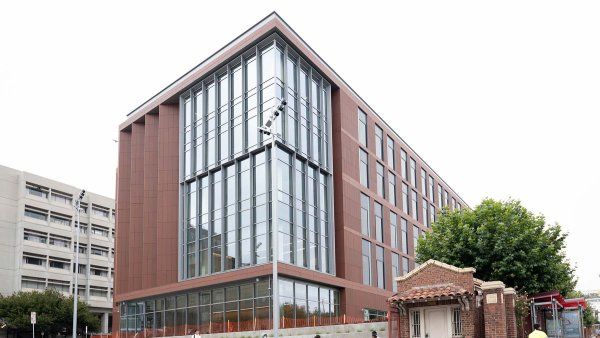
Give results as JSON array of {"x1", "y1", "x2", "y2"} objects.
[{"x1": 163, "y1": 322, "x2": 387, "y2": 338}]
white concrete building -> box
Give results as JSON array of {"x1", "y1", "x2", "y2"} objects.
[{"x1": 0, "y1": 164, "x2": 115, "y2": 333}]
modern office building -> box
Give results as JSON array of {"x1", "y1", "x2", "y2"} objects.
[
  {"x1": 114, "y1": 12, "x2": 467, "y2": 336},
  {"x1": 0, "y1": 165, "x2": 116, "y2": 333}
]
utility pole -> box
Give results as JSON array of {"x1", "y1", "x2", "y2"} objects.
[
  {"x1": 72, "y1": 189, "x2": 86, "y2": 338},
  {"x1": 258, "y1": 99, "x2": 286, "y2": 338}
]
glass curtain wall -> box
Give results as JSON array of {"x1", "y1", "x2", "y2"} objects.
[
  {"x1": 180, "y1": 35, "x2": 333, "y2": 280},
  {"x1": 119, "y1": 277, "x2": 340, "y2": 336}
]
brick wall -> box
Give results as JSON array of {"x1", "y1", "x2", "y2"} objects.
[
  {"x1": 482, "y1": 282, "x2": 507, "y2": 338},
  {"x1": 396, "y1": 261, "x2": 475, "y2": 295},
  {"x1": 504, "y1": 288, "x2": 518, "y2": 338}
]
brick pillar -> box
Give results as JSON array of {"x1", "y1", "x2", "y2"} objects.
[
  {"x1": 504, "y1": 288, "x2": 517, "y2": 338},
  {"x1": 388, "y1": 306, "x2": 400, "y2": 338},
  {"x1": 482, "y1": 281, "x2": 507, "y2": 338}
]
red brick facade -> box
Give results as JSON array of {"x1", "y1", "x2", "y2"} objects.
[
  {"x1": 388, "y1": 260, "x2": 517, "y2": 338},
  {"x1": 504, "y1": 289, "x2": 518, "y2": 338}
]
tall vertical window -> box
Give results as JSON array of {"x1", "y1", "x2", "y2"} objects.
[
  {"x1": 211, "y1": 170, "x2": 222, "y2": 273},
  {"x1": 358, "y1": 109, "x2": 367, "y2": 146},
  {"x1": 428, "y1": 175, "x2": 434, "y2": 201},
  {"x1": 195, "y1": 90, "x2": 204, "y2": 172},
  {"x1": 295, "y1": 159, "x2": 306, "y2": 267},
  {"x1": 319, "y1": 172, "x2": 330, "y2": 273},
  {"x1": 307, "y1": 166, "x2": 319, "y2": 270},
  {"x1": 254, "y1": 152, "x2": 268, "y2": 265},
  {"x1": 362, "y1": 240, "x2": 372, "y2": 286},
  {"x1": 180, "y1": 39, "x2": 333, "y2": 279},
  {"x1": 402, "y1": 257, "x2": 410, "y2": 276},
  {"x1": 359, "y1": 148, "x2": 369, "y2": 187},
  {"x1": 420, "y1": 169, "x2": 427, "y2": 197},
  {"x1": 376, "y1": 246, "x2": 385, "y2": 289},
  {"x1": 457, "y1": 202, "x2": 462, "y2": 211},
  {"x1": 231, "y1": 65, "x2": 243, "y2": 157},
  {"x1": 186, "y1": 181, "x2": 197, "y2": 276},
  {"x1": 438, "y1": 184, "x2": 443, "y2": 208},
  {"x1": 402, "y1": 183, "x2": 409, "y2": 215},
  {"x1": 375, "y1": 125, "x2": 383, "y2": 160},
  {"x1": 374, "y1": 202, "x2": 383, "y2": 243},
  {"x1": 411, "y1": 190, "x2": 418, "y2": 221},
  {"x1": 429, "y1": 204, "x2": 436, "y2": 226},
  {"x1": 199, "y1": 177, "x2": 209, "y2": 275},
  {"x1": 224, "y1": 165, "x2": 236, "y2": 270},
  {"x1": 218, "y1": 73, "x2": 229, "y2": 162},
  {"x1": 206, "y1": 82, "x2": 217, "y2": 167},
  {"x1": 239, "y1": 158, "x2": 251, "y2": 267},
  {"x1": 392, "y1": 253, "x2": 400, "y2": 292},
  {"x1": 401, "y1": 218, "x2": 408, "y2": 255},
  {"x1": 360, "y1": 193, "x2": 370, "y2": 237},
  {"x1": 321, "y1": 83, "x2": 330, "y2": 169},
  {"x1": 388, "y1": 172, "x2": 396, "y2": 206},
  {"x1": 390, "y1": 212, "x2": 398, "y2": 249},
  {"x1": 299, "y1": 67, "x2": 310, "y2": 156},
  {"x1": 451, "y1": 197, "x2": 457, "y2": 210},
  {"x1": 376, "y1": 163, "x2": 385, "y2": 198},
  {"x1": 184, "y1": 98, "x2": 193, "y2": 177},
  {"x1": 277, "y1": 149, "x2": 293, "y2": 264},
  {"x1": 409, "y1": 158, "x2": 417, "y2": 187},
  {"x1": 413, "y1": 225, "x2": 420, "y2": 253},
  {"x1": 387, "y1": 136, "x2": 395, "y2": 169},
  {"x1": 400, "y1": 149, "x2": 407, "y2": 180},
  {"x1": 286, "y1": 58, "x2": 297, "y2": 150},
  {"x1": 246, "y1": 55, "x2": 258, "y2": 149},
  {"x1": 422, "y1": 198, "x2": 429, "y2": 227},
  {"x1": 310, "y1": 77, "x2": 321, "y2": 161},
  {"x1": 443, "y1": 190, "x2": 448, "y2": 208}
]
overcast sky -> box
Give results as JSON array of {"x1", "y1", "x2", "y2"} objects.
[{"x1": 1, "y1": 1, "x2": 598, "y2": 291}]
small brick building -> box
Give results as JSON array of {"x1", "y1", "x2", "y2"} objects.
[{"x1": 387, "y1": 260, "x2": 518, "y2": 338}]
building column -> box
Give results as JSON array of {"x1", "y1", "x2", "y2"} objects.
[
  {"x1": 388, "y1": 305, "x2": 400, "y2": 338},
  {"x1": 482, "y1": 281, "x2": 507, "y2": 338},
  {"x1": 101, "y1": 313, "x2": 109, "y2": 333},
  {"x1": 504, "y1": 288, "x2": 518, "y2": 338}
]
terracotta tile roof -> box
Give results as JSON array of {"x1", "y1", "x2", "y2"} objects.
[{"x1": 390, "y1": 283, "x2": 469, "y2": 303}]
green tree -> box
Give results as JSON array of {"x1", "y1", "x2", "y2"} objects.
[
  {"x1": 0, "y1": 289, "x2": 100, "y2": 335},
  {"x1": 582, "y1": 307, "x2": 599, "y2": 327},
  {"x1": 416, "y1": 198, "x2": 576, "y2": 295}
]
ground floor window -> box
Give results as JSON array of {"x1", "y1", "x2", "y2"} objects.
[
  {"x1": 452, "y1": 307, "x2": 462, "y2": 337},
  {"x1": 363, "y1": 308, "x2": 387, "y2": 321},
  {"x1": 411, "y1": 310, "x2": 421, "y2": 338},
  {"x1": 119, "y1": 276, "x2": 339, "y2": 335}
]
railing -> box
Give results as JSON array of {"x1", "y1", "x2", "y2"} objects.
[{"x1": 117, "y1": 315, "x2": 387, "y2": 337}]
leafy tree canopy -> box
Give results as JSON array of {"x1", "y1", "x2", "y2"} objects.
[
  {"x1": 417, "y1": 198, "x2": 576, "y2": 295},
  {"x1": 0, "y1": 289, "x2": 100, "y2": 335}
]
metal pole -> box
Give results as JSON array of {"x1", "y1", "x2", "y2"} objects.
[
  {"x1": 259, "y1": 100, "x2": 284, "y2": 338},
  {"x1": 531, "y1": 301, "x2": 536, "y2": 326},
  {"x1": 552, "y1": 298, "x2": 560, "y2": 338},
  {"x1": 33, "y1": 322, "x2": 34, "y2": 338},
  {"x1": 271, "y1": 121, "x2": 279, "y2": 338},
  {"x1": 72, "y1": 201, "x2": 80, "y2": 338},
  {"x1": 579, "y1": 305, "x2": 584, "y2": 338},
  {"x1": 72, "y1": 190, "x2": 85, "y2": 338}
]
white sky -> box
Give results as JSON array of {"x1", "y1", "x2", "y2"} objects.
[{"x1": 1, "y1": 1, "x2": 598, "y2": 291}]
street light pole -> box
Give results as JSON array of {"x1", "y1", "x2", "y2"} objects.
[
  {"x1": 72, "y1": 189, "x2": 86, "y2": 338},
  {"x1": 259, "y1": 99, "x2": 286, "y2": 338}
]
